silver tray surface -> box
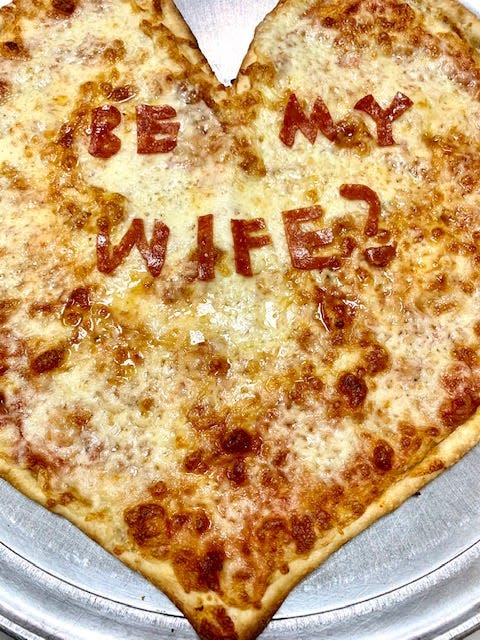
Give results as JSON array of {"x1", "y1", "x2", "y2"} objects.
[
  {"x1": 2, "y1": 1, "x2": 480, "y2": 639},
  {"x1": 1, "y1": 446, "x2": 480, "y2": 640}
]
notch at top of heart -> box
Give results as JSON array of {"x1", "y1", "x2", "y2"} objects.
[{"x1": 174, "y1": 0, "x2": 278, "y2": 86}]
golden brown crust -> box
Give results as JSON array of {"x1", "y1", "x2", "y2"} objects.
[
  {"x1": 98, "y1": 407, "x2": 480, "y2": 639},
  {"x1": 240, "y1": 0, "x2": 480, "y2": 77},
  {"x1": 420, "y1": 0, "x2": 480, "y2": 46},
  {"x1": 3, "y1": 407, "x2": 480, "y2": 640}
]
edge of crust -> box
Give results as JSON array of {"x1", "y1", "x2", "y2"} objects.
[
  {"x1": 2, "y1": 409, "x2": 480, "y2": 640},
  {"x1": 238, "y1": 0, "x2": 480, "y2": 82},
  {"x1": 160, "y1": 0, "x2": 230, "y2": 88},
  {"x1": 419, "y1": 0, "x2": 480, "y2": 48}
]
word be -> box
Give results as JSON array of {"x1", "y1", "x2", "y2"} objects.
[{"x1": 89, "y1": 104, "x2": 180, "y2": 158}]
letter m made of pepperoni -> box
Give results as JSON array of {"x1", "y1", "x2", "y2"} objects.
[
  {"x1": 279, "y1": 93, "x2": 337, "y2": 147},
  {"x1": 96, "y1": 217, "x2": 169, "y2": 277}
]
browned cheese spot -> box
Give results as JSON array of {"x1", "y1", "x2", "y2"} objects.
[
  {"x1": 30, "y1": 347, "x2": 67, "y2": 374},
  {"x1": 372, "y1": 440, "x2": 394, "y2": 472},
  {"x1": 221, "y1": 428, "x2": 253, "y2": 454},
  {"x1": 290, "y1": 514, "x2": 316, "y2": 553},
  {"x1": 124, "y1": 502, "x2": 168, "y2": 547},
  {"x1": 336, "y1": 372, "x2": 368, "y2": 408},
  {"x1": 440, "y1": 394, "x2": 477, "y2": 430},
  {"x1": 51, "y1": 0, "x2": 77, "y2": 16}
]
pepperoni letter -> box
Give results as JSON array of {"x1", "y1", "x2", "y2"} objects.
[
  {"x1": 354, "y1": 92, "x2": 413, "y2": 146},
  {"x1": 231, "y1": 219, "x2": 271, "y2": 277},
  {"x1": 88, "y1": 105, "x2": 122, "y2": 158},
  {"x1": 339, "y1": 184, "x2": 381, "y2": 237},
  {"x1": 279, "y1": 93, "x2": 337, "y2": 147},
  {"x1": 364, "y1": 245, "x2": 396, "y2": 267},
  {"x1": 97, "y1": 217, "x2": 169, "y2": 277},
  {"x1": 197, "y1": 214, "x2": 217, "y2": 281},
  {"x1": 136, "y1": 104, "x2": 180, "y2": 154},
  {"x1": 282, "y1": 206, "x2": 341, "y2": 271}
]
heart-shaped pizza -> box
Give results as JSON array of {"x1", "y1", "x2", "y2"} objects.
[{"x1": 1, "y1": 0, "x2": 480, "y2": 638}]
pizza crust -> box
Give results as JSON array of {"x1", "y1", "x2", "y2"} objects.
[
  {"x1": 3, "y1": 407, "x2": 480, "y2": 640},
  {"x1": 70, "y1": 409, "x2": 480, "y2": 639},
  {"x1": 425, "y1": 0, "x2": 480, "y2": 46}
]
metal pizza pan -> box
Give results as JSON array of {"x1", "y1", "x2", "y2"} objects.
[
  {"x1": 1, "y1": 1, "x2": 480, "y2": 639},
  {"x1": 1, "y1": 445, "x2": 480, "y2": 640}
]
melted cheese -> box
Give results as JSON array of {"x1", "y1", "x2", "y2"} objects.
[{"x1": 1, "y1": 1, "x2": 480, "y2": 638}]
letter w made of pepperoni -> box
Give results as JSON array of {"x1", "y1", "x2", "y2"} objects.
[{"x1": 96, "y1": 217, "x2": 169, "y2": 277}]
